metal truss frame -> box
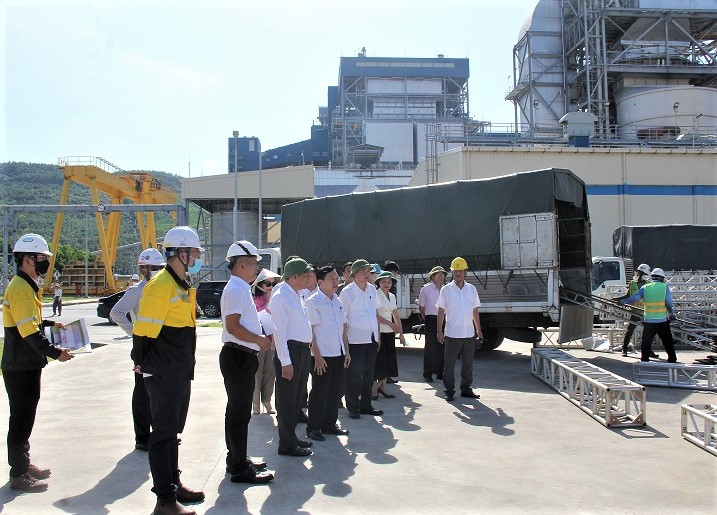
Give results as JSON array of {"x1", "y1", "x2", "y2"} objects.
[
  {"x1": 531, "y1": 348, "x2": 647, "y2": 428},
  {"x1": 633, "y1": 362, "x2": 717, "y2": 392},
  {"x1": 681, "y1": 404, "x2": 717, "y2": 457}
]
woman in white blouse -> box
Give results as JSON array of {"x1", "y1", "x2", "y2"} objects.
[{"x1": 373, "y1": 271, "x2": 405, "y2": 399}]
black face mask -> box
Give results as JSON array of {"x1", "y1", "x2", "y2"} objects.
[{"x1": 34, "y1": 257, "x2": 51, "y2": 275}]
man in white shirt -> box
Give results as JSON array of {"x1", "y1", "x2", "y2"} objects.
[
  {"x1": 269, "y1": 258, "x2": 314, "y2": 457},
  {"x1": 110, "y1": 248, "x2": 165, "y2": 452},
  {"x1": 436, "y1": 257, "x2": 483, "y2": 402},
  {"x1": 339, "y1": 259, "x2": 383, "y2": 419},
  {"x1": 220, "y1": 241, "x2": 274, "y2": 484},
  {"x1": 305, "y1": 265, "x2": 351, "y2": 441},
  {"x1": 418, "y1": 266, "x2": 446, "y2": 383}
]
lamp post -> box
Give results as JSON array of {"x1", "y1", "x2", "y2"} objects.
[
  {"x1": 673, "y1": 102, "x2": 679, "y2": 134},
  {"x1": 232, "y1": 130, "x2": 239, "y2": 241},
  {"x1": 258, "y1": 138, "x2": 263, "y2": 248},
  {"x1": 693, "y1": 113, "x2": 703, "y2": 148}
]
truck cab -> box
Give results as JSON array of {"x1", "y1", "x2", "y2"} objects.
[{"x1": 591, "y1": 256, "x2": 632, "y2": 297}]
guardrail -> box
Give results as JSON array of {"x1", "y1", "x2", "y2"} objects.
[
  {"x1": 681, "y1": 404, "x2": 717, "y2": 457},
  {"x1": 531, "y1": 348, "x2": 646, "y2": 428}
]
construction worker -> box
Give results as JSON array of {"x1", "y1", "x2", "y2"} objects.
[
  {"x1": 133, "y1": 226, "x2": 204, "y2": 515},
  {"x1": 619, "y1": 267, "x2": 678, "y2": 363},
  {"x1": 618, "y1": 263, "x2": 659, "y2": 358},
  {"x1": 2, "y1": 233, "x2": 74, "y2": 492},
  {"x1": 110, "y1": 248, "x2": 166, "y2": 452},
  {"x1": 437, "y1": 257, "x2": 482, "y2": 402}
]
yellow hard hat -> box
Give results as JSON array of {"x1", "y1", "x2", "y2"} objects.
[{"x1": 450, "y1": 257, "x2": 468, "y2": 271}]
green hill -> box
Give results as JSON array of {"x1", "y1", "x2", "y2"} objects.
[{"x1": 0, "y1": 161, "x2": 198, "y2": 274}]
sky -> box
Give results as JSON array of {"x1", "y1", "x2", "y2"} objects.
[{"x1": 2, "y1": 0, "x2": 539, "y2": 177}]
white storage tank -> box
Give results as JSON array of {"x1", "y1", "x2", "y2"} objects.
[{"x1": 615, "y1": 85, "x2": 717, "y2": 140}]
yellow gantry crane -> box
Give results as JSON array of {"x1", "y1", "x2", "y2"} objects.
[{"x1": 46, "y1": 156, "x2": 178, "y2": 292}]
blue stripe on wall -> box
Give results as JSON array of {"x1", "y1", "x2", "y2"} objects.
[{"x1": 587, "y1": 185, "x2": 717, "y2": 196}]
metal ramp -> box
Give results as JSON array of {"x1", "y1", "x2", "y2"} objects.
[
  {"x1": 633, "y1": 362, "x2": 717, "y2": 391},
  {"x1": 531, "y1": 348, "x2": 646, "y2": 428},
  {"x1": 681, "y1": 404, "x2": 717, "y2": 457},
  {"x1": 560, "y1": 287, "x2": 717, "y2": 353}
]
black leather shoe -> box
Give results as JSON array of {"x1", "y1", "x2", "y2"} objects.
[
  {"x1": 247, "y1": 457, "x2": 267, "y2": 470},
  {"x1": 445, "y1": 393, "x2": 455, "y2": 402},
  {"x1": 359, "y1": 407, "x2": 384, "y2": 416},
  {"x1": 348, "y1": 410, "x2": 361, "y2": 419},
  {"x1": 650, "y1": 352, "x2": 660, "y2": 359},
  {"x1": 306, "y1": 429, "x2": 325, "y2": 441},
  {"x1": 323, "y1": 425, "x2": 350, "y2": 435},
  {"x1": 230, "y1": 465, "x2": 274, "y2": 484},
  {"x1": 135, "y1": 442, "x2": 149, "y2": 452},
  {"x1": 297, "y1": 411, "x2": 309, "y2": 424},
  {"x1": 297, "y1": 439, "x2": 313, "y2": 448},
  {"x1": 386, "y1": 377, "x2": 398, "y2": 384},
  {"x1": 460, "y1": 391, "x2": 480, "y2": 399},
  {"x1": 278, "y1": 446, "x2": 312, "y2": 457}
]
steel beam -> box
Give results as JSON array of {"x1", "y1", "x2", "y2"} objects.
[{"x1": 681, "y1": 404, "x2": 717, "y2": 457}]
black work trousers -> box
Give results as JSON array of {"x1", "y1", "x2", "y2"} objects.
[
  {"x1": 144, "y1": 375, "x2": 191, "y2": 502},
  {"x1": 346, "y1": 342, "x2": 378, "y2": 412},
  {"x1": 641, "y1": 321, "x2": 677, "y2": 362},
  {"x1": 443, "y1": 336, "x2": 476, "y2": 395},
  {"x1": 273, "y1": 340, "x2": 310, "y2": 451},
  {"x1": 219, "y1": 345, "x2": 259, "y2": 474},
  {"x1": 423, "y1": 315, "x2": 444, "y2": 379},
  {"x1": 3, "y1": 369, "x2": 42, "y2": 478},
  {"x1": 308, "y1": 355, "x2": 345, "y2": 433},
  {"x1": 133, "y1": 373, "x2": 151, "y2": 446}
]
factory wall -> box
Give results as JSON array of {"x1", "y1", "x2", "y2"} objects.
[{"x1": 410, "y1": 146, "x2": 717, "y2": 256}]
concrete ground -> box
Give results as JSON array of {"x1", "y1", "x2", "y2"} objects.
[{"x1": 0, "y1": 327, "x2": 715, "y2": 514}]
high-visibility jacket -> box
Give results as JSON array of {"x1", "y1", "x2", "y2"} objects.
[
  {"x1": 2, "y1": 270, "x2": 62, "y2": 371},
  {"x1": 133, "y1": 266, "x2": 197, "y2": 379},
  {"x1": 643, "y1": 282, "x2": 668, "y2": 321},
  {"x1": 626, "y1": 277, "x2": 648, "y2": 310}
]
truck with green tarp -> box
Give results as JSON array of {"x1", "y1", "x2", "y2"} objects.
[{"x1": 280, "y1": 168, "x2": 594, "y2": 350}]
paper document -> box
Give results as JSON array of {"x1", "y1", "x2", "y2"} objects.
[{"x1": 44, "y1": 318, "x2": 92, "y2": 353}]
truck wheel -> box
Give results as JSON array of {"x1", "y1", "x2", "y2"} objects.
[
  {"x1": 478, "y1": 329, "x2": 504, "y2": 351},
  {"x1": 202, "y1": 301, "x2": 220, "y2": 318}
]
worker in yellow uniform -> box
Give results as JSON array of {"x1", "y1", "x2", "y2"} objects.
[
  {"x1": 133, "y1": 226, "x2": 204, "y2": 515},
  {"x1": 2, "y1": 234, "x2": 74, "y2": 493}
]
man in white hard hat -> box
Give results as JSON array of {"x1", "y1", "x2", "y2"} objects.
[
  {"x1": 110, "y1": 247, "x2": 166, "y2": 452},
  {"x1": 2, "y1": 234, "x2": 74, "y2": 492},
  {"x1": 220, "y1": 240, "x2": 274, "y2": 484},
  {"x1": 619, "y1": 267, "x2": 678, "y2": 363},
  {"x1": 133, "y1": 226, "x2": 204, "y2": 515},
  {"x1": 437, "y1": 257, "x2": 482, "y2": 402},
  {"x1": 617, "y1": 263, "x2": 658, "y2": 358}
]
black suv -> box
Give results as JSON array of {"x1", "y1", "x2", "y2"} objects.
[{"x1": 196, "y1": 281, "x2": 228, "y2": 318}]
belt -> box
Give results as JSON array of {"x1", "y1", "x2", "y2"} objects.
[
  {"x1": 223, "y1": 342, "x2": 259, "y2": 356},
  {"x1": 288, "y1": 339, "x2": 311, "y2": 347}
]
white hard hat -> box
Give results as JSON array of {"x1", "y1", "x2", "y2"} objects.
[
  {"x1": 650, "y1": 267, "x2": 666, "y2": 278},
  {"x1": 131, "y1": 274, "x2": 140, "y2": 281},
  {"x1": 13, "y1": 234, "x2": 52, "y2": 256},
  {"x1": 251, "y1": 268, "x2": 281, "y2": 287},
  {"x1": 163, "y1": 226, "x2": 203, "y2": 250},
  {"x1": 637, "y1": 263, "x2": 651, "y2": 275},
  {"x1": 226, "y1": 240, "x2": 262, "y2": 261},
  {"x1": 138, "y1": 248, "x2": 166, "y2": 266}
]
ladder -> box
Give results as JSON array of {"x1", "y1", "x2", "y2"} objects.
[{"x1": 560, "y1": 287, "x2": 717, "y2": 353}]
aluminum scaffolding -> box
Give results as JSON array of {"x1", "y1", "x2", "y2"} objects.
[
  {"x1": 531, "y1": 348, "x2": 647, "y2": 428},
  {"x1": 633, "y1": 362, "x2": 717, "y2": 391},
  {"x1": 681, "y1": 403, "x2": 717, "y2": 457}
]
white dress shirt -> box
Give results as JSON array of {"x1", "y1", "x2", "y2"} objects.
[
  {"x1": 221, "y1": 275, "x2": 262, "y2": 351},
  {"x1": 339, "y1": 281, "x2": 381, "y2": 344},
  {"x1": 436, "y1": 280, "x2": 481, "y2": 338},
  {"x1": 305, "y1": 290, "x2": 347, "y2": 357},
  {"x1": 269, "y1": 281, "x2": 313, "y2": 366},
  {"x1": 418, "y1": 282, "x2": 441, "y2": 316},
  {"x1": 377, "y1": 289, "x2": 397, "y2": 333},
  {"x1": 110, "y1": 278, "x2": 147, "y2": 336}
]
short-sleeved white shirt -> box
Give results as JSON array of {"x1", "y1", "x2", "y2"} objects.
[
  {"x1": 436, "y1": 280, "x2": 481, "y2": 338},
  {"x1": 377, "y1": 289, "x2": 397, "y2": 333},
  {"x1": 221, "y1": 275, "x2": 262, "y2": 351},
  {"x1": 339, "y1": 281, "x2": 381, "y2": 344},
  {"x1": 305, "y1": 290, "x2": 347, "y2": 357}
]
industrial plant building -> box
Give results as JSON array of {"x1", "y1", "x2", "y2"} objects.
[{"x1": 184, "y1": 0, "x2": 717, "y2": 277}]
